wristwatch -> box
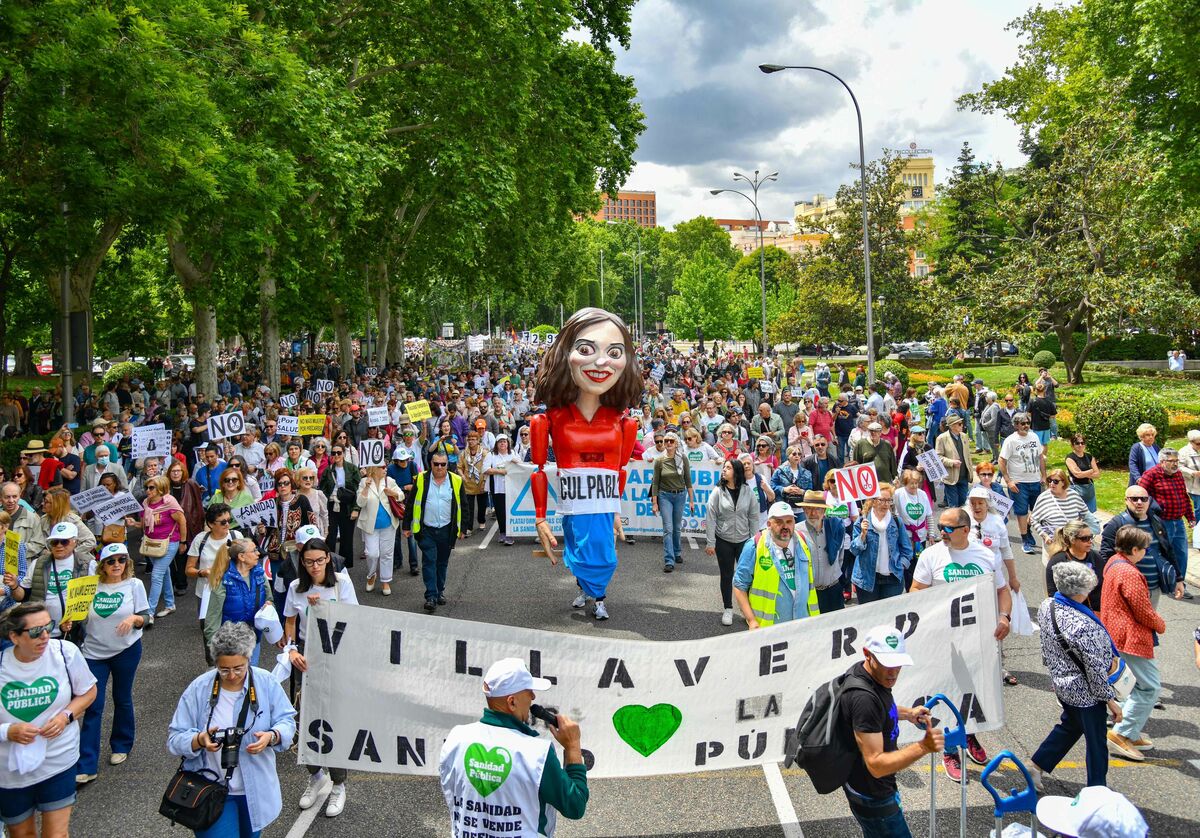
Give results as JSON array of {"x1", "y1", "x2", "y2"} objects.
[
  {"x1": 999, "y1": 612, "x2": 1011, "y2": 621},
  {"x1": 65, "y1": 710, "x2": 75, "y2": 723},
  {"x1": 270, "y1": 730, "x2": 281, "y2": 746}
]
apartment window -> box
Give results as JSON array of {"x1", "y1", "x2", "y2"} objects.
[{"x1": 915, "y1": 265, "x2": 929, "y2": 277}]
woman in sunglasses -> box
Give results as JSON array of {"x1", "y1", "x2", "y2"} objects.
[
  {"x1": 1045, "y1": 519, "x2": 1103, "y2": 610},
  {"x1": 1029, "y1": 468, "x2": 1094, "y2": 564},
  {"x1": 75, "y1": 543, "x2": 150, "y2": 785},
  {"x1": 209, "y1": 467, "x2": 254, "y2": 512},
  {"x1": 0, "y1": 603, "x2": 97, "y2": 836}
]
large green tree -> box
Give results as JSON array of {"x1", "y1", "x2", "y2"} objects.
[{"x1": 665, "y1": 251, "x2": 734, "y2": 340}]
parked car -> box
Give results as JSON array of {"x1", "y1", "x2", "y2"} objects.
[{"x1": 898, "y1": 342, "x2": 935, "y2": 360}]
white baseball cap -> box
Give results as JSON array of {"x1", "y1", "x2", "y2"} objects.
[
  {"x1": 100, "y1": 543, "x2": 129, "y2": 560},
  {"x1": 767, "y1": 501, "x2": 796, "y2": 520},
  {"x1": 393, "y1": 447, "x2": 412, "y2": 460},
  {"x1": 862, "y1": 625, "x2": 914, "y2": 667},
  {"x1": 49, "y1": 521, "x2": 78, "y2": 541},
  {"x1": 294, "y1": 525, "x2": 322, "y2": 547},
  {"x1": 1037, "y1": 787, "x2": 1148, "y2": 838},
  {"x1": 967, "y1": 486, "x2": 992, "y2": 502},
  {"x1": 482, "y1": 658, "x2": 552, "y2": 698}
]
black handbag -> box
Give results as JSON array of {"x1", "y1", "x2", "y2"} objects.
[{"x1": 160, "y1": 670, "x2": 256, "y2": 830}]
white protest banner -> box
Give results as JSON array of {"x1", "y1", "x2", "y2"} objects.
[
  {"x1": 917, "y1": 449, "x2": 949, "y2": 484},
  {"x1": 71, "y1": 486, "x2": 113, "y2": 515},
  {"x1": 280, "y1": 393, "x2": 299, "y2": 410},
  {"x1": 131, "y1": 423, "x2": 173, "y2": 460},
  {"x1": 831, "y1": 462, "x2": 880, "y2": 503},
  {"x1": 275, "y1": 415, "x2": 299, "y2": 436},
  {"x1": 257, "y1": 470, "x2": 275, "y2": 495},
  {"x1": 467, "y1": 335, "x2": 485, "y2": 352},
  {"x1": 207, "y1": 412, "x2": 245, "y2": 441},
  {"x1": 629, "y1": 408, "x2": 643, "y2": 420},
  {"x1": 314, "y1": 379, "x2": 335, "y2": 394},
  {"x1": 989, "y1": 490, "x2": 1014, "y2": 519},
  {"x1": 790, "y1": 387, "x2": 804, "y2": 398},
  {"x1": 233, "y1": 498, "x2": 278, "y2": 530},
  {"x1": 366, "y1": 406, "x2": 389, "y2": 427},
  {"x1": 760, "y1": 380, "x2": 776, "y2": 394},
  {"x1": 504, "y1": 461, "x2": 718, "y2": 537},
  {"x1": 299, "y1": 577, "x2": 1002, "y2": 778},
  {"x1": 92, "y1": 492, "x2": 144, "y2": 525},
  {"x1": 358, "y1": 439, "x2": 386, "y2": 468}
]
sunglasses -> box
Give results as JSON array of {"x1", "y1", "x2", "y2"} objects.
[
  {"x1": 1047, "y1": 479, "x2": 1061, "y2": 485},
  {"x1": 720, "y1": 430, "x2": 733, "y2": 435},
  {"x1": 1075, "y1": 534, "x2": 1094, "y2": 542},
  {"x1": 814, "y1": 443, "x2": 827, "y2": 448},
  {"x1": 277, "y1": 480, "x2": 291, "y2": 487},
  {"x1": 939, "y1": 524, "x2": 967, "y2": 534},
  {"x1": 15, "y1": 621, "x2": 56, "y2": 639},
  {"x1": 432, "y1": 462, "x2": 449, "y2": 468},
  {"x1": 757, "y1": 444, "x2": 769, "y2": 449},
  {"x1": 332, "y1": 450, "x2": 344, "y2": 455},
  {"x1": 101, "y1": 557, "x2": 127, "y2": 566},
  {"x1": 978, "y1": 471, "x2": 994, "y2": 477},
  {"x1": 1127, "y1": 496, "x2": 1150, "y2": 503},
  {"x1": 49, "y1": 539, "x2": 72, "y2": 547},
  {"x1": 223, "y1": 477, "x2": 239, "y2": 484},
  {"x1": 214, "y1": 518, "x2": 232, "y2": 525}
]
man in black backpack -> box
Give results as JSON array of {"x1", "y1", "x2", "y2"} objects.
[{"x1": 843, "y1": 625, "x2": 943, "y2": 837}]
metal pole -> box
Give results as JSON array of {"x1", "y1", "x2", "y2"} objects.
[
  {"x1": 755, "y1": 191, "x2": 768, "y2": 355},
  {"x1": 635, "y1": 225, "x2": 643, "y2": 338},
  {"x1": 487, "y1": 296, "x2": 492, "y2": 335},
  {"x1": 759, "y1": 64, "x2": 874, "y2": 384},
  {"x1": 599, "y1": 248, "x2": 605, "y2": 307},
  {"x1": 60, "y1": 200, "x2": 74, "y2": 425}
]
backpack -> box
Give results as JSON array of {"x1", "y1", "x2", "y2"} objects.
[{"x1": 782, "y1": 668, "x2": 881, "y2": 794}]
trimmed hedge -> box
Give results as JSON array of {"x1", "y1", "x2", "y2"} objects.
[
  {"x1": 1032, "y1": 350, "x2": 1057, "y2": 370},
  {"x1": 102, "y1": 361, "x2": 153, "y2": 389},
  {"x1": 0, "y1": 435, "x2": 37, "y2": 472},
  {"x1": 1074, "y1": 385, "x2": 1169, "y2": 466},
  {"x1": 873, "y1": 360, "x2": 910, "y2": 391},
  {"x1": 1019, "y1": 331, "x2": 1179, "y2": 362},
  {"x1": 530, "y1": 324, "x2": 557, "y2": 338}
]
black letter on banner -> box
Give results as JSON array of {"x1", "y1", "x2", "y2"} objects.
[
  {"x1": 832, "y1": 627, "x2": 857, "y2": 659},
  {"x1": 695, "y1": 741, "x2": 724, "y2": 766},
  {"x1": 306, "y1": 718, "x2": 333, "y2": 755},
  {"x1": 455, "y1": 640, "x2": 483, "y2": 676},
  {"x1": 390, "y1": 631, "x2": 403, "y2": 665},
  {"x1": 950, "y1": 593, "x2": 976, "y2": 627},
  {"x1": 960, "y1": 693, "x2": 987, "y2": 724},
  {"x1": 738, "y1": 731, "x2": 767, "y2": 760},
  {"x1": 895, "y1": 612, "x2": 919, "y2": 638},
  {"x1": 581, "y1": 749, "x2": 596, "y2": 771},
  {"x1": 396, "y1": 737, "x2": 426, "y2": 766},
  {"x1": 758, "y1": 642, "x2": 788, "y2": 676},
  {"x1": 315, "y1": 620, "x2": 347, "y2": 655},
  {"x1": 597, "y1": 658, "x2": 634, "y2": 688},
  {"x1": 528, "y1": 650, "x2": 557, "y2": 685},
  {"x1": 349, "y1": 730, "x2": 381, "y2": 763},
  {"x1": 674, "y1": 656, "x2": 710, "y2": 687}
]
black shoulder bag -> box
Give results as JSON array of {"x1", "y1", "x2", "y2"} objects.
[{"x1": 160, "y1": 669, "x2": 257, "y2": 830}]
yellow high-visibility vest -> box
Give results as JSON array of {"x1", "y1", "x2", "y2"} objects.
[{"x1": 747, "y1": 533, "x2": 818, "y2": 625}]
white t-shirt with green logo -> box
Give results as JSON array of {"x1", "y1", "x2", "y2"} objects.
[
  {"x1": 0, "y1": 639, "x2": 98, "y2": 789},
  {"x1": 283, "y1": 571, "x2": 357, "y2": 642},
  {"x1": 81, "y1": 578, "x2": 149, "y2": 661},
  {"x1": 21, "y1": 557, "x2": 75, "y2": 636},
  {"x1": 913, "y1": 540, "x2": 1006, "y2": 590}
]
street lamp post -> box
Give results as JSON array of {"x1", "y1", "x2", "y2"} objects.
[
  {"x1": 759, "y1": 63, "x2": 876, "y2": 385},
  {"x1": 711, "y1": 169, "x2": 777, "y2": 354}
]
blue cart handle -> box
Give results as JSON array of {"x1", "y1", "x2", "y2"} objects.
[
  {"x1": 923, "y1": 694, "x2": 967, "y2": 750},
  {"x1": 980, "y1": 750, "x2": 1038, "y2": 816}
]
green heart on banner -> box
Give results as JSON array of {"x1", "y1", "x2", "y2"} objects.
[
  {"x1": 1, "y1": 677, "x2": 60, "y2": 723},
  {"x1": 612, "y1": 703, "x2": 682, "y2": 757},
  {"x1": 463, "y1": 743, "x2": 512, "y2": 797},
  {"x1": 92, "y1": 591, "x2": 124, "y2": 618},
  {"x1": 905, "y1": 502, "x2": 924, "y2": 521},
  {"x1": 943, "y1": 562, "x2": 984, "y2": 582}
]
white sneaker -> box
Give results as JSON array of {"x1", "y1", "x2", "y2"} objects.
[
  {"x1": 299, "y1": 771, "x2": 326, "y2": 810},
  {"x1": 721, "y1": 608, "x2": 733, "y2": 626},
  {"x1": 571, "y1": 593, "x2": 587, "y2": 609},
  {"x1": 324, "y1": 783, "x2": 346, "y2": 817},
  {"x1": 155, "y1": 606, "x2": 175, "y2": 618},
  {"x1": 594, "y1": 601, "x2": 609, "y2": 620},
  {"x1": 365, "y1": 575, "x2": 376, "y2": 592},
  {"x1": 109, "y1": 752, "x2": 128, "y2": 765}
]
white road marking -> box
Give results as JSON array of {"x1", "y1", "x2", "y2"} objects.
[
  {"x1": 1190, "y1": 759, "x2": 1200, "y2": 772},
  {"x1": 686, "y1": 535, "x2": 698, "y2": 550},
  {"x1": 284, "y1": 780, "x2": 331, "y2": 838},
  {"x1": 478, "y1": 522, "x2": 498, "y2": 550},
  {"x1": 763, "y1": 761, "x2": 804, "y2": 838}
]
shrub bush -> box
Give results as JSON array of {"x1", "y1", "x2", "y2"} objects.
[
  {"x1": 873, "y1": 360, "x2": 909, "y2": 391},
  {"x1": 1032, "y1": 350, "x2": 1057, "y2": 370},
  {"x1": 1021, "y1": 330, "x2": 1177, "y2": 362},
  {"x1": 529, "y1": 324, "x2": 557, "y2": 338},
  {"x1": 950, "y1": 359, "x2": 966, "y2": 369},
  {"x1": 1074, "y1": 385, "x2": 1169, "y2": 466},
  {"x1": 0, "y1": 435, "x2": 37, "y2": 472},
  {"x1": 102, "y1": 361, "x2": 153, "y2": 389}
]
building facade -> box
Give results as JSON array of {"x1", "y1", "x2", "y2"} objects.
[{"x1": 595, "y1": 190, "x2": 657, "y2": 228}]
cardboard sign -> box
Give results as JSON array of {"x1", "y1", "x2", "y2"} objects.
[
  {"x1": 831, "y1": 463, "x2": 881, "y2": 502},
  {"x1": 298, "y1": 414, "x2": 327, "y2": 436},
  {"x1": 72, "y1": 486, "x2": 114, "y2": 515},
  {"x1": 93, "y1": 492, "x2": 145, "y2": 525},
  {"x1": 917, "y1": 449, "x2": 949, "y2": 484},
  {"x1": 405, "y1": 400, "x2": 432, "y2": 422},
  {"x1": 790, "y1": 387, "x2": 804, "y2": 397},
  {"x1": 306, "y1": 390, "x2": 323, "y2": 404},
  {"x1": 233, "y1": 498, "x2": 278, "y2": 530},
  {"x1": 280, "y1": 393, "x2": 299, "y2": 409},
  {"x1": 313, "y1": 379, "x2": 335, "y2": 394},
  {"x1": 207, "y1": 412, "x2": 245, "y2": 441},
  {"x1": 747, "y1": 366, "x2": 764, "y2": 379},
  {"x1": 358, "y1": 439, "x2": 386, "y2": 468},
  {"x1": 366, "y1": 367, "x2": 379, "y2": 378},
  {"x1": 4, "y1": 530, "x2": 20, "y2": 577},
  {"x1": 367, "y1": 406, "x2": 390, "y2": 427},
  {"x1": 275, "y1": 415, "x2": 299, "y2": 436},
  {"x1": 760, "y1": 381, "x2": 776, "y2": 394},
  {"x1": 131, "y1": 423, "x2": 173, "y2": 460},
  {"x1": 63, "y1": 575, "x2": 99, "y2": 622},
  {"x1": 990, "y1": 491, "x2": 1015, "y2": 519}
]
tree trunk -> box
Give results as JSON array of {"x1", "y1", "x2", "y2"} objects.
[
  {"x1": 332, "y1": 305, "x2": 354, "y2": 377},
  {"x1": 389, "y1": 305, "x2": 405, "y2": 365},
  {"x1": 375, "y1": 263, "x2": 390, "y2": 367},
  {"x1": 0, "y1": 246, "x2": 14, "y2": 392},
  {"x1": 13, "y1": 347, "x2": 35, "y2": 377},
  {"x1": 259, "y1": 255, "x2": 281, "y2": 394},
  {"x1": 167, "y1": 233, "x2": 219, "y2": 399}
]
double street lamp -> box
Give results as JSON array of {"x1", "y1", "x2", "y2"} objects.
[
  {"x1": 711, "y1": 169, "x2": 777, "y2": 354},
  {"x1": 759, "y1": 63, "x2": 876, "y2": 384}
]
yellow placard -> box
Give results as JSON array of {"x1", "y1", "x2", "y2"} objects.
[
  {"x1": 297, "y1": 414, "x2": 327, "y2": 436},
  {"x1": 4, "y1": 530, "x2": 20, "y2": 577},
  {"x1": 405, "y1": 399, "x2": 432, "y2": 422},
  {"x1": 64, "y1": 574, "x2": 99, "y2": 622},
  {"x1": 747, "y1": 366, "x2": 764, "y2": 379}
]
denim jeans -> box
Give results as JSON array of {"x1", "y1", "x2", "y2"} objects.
[
  {"x1": 195, "y1": 794, "x2": 259, "y2": 838},
  {"x1": 147, "y1": 541, "x2": 180, "y2": 612},
  {"x1": 1191, "y1": 493, "x2": 1200, "y2": 522},
  {"x1": 943, "y1": 480, "x2": 970, "y2": 509},
  {"x1": 857, "y1": 573, "x2": 905, "y2": 603},
  {"x1": 1032, "y1": 700, "x2": 1109, "y2": 787},
  {"x1": 1162, "y1": 517, "x2": 1189, "y2": 580},
  {"x1": 658, "y1": 490, "x2": 685, "y2": 567},
  {"x1": 1113, "y1": 653, "x2": 1162, "y2": 741},
  {"x1": 1070, "y1": 482, "x2": 1098, "y2": 513},
  {"x1": 394, "y1": 527, "x2": 419, "y2": 570},
  {"x1": 78, "y1": 639, "x2": 142, "y2": 774},
  {"x1": 843, "y1": 787, "x2": 912, "y2": 838},
  {"x1": 418, "y1": 523, "x2": 455, "y2": 601}
]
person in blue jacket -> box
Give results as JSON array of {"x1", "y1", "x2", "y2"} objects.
[{"x1": 850, "y1": 483, "x2": 913, "y2": 602}]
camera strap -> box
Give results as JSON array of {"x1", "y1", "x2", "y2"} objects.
[{"x1": 203, "y1": 667, "x2": 258, "y2": 784}]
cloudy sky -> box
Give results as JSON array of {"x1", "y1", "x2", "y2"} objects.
[{"x1": 611, "y1": 0, "x2": 1036, "y2": 228}]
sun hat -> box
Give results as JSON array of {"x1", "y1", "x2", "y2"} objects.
[
  {"x1": 862, "y1": 625, "x2": 914, "y2": 667},
  {"x1": 797, "y1": 490, "x2": 828, "y2": 510},
  {"x1": 21, "y1": 440, "x2": 47, "y2": 456},
  {"x1": 1036, "y1": 787, "x2": 1147, "y2": 838},
  {"x1": 100, "y1": 543, "x2": 129, "y2": 560},
  {"x1": 294, "y1": 525, "x2": 322, "y2": 547}
]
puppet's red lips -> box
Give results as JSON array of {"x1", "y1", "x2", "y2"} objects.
[{"x1": 583, "y1": 370, "x2": 612, "y2": 383}]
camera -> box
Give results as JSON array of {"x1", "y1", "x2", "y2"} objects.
[{"x1": 210, "y1": 727, "x2": 246, "y2": 770}]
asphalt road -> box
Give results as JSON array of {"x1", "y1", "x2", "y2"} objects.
[{"x1": 66, "y1": 516, "x2": 1200, "y2": 837}]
